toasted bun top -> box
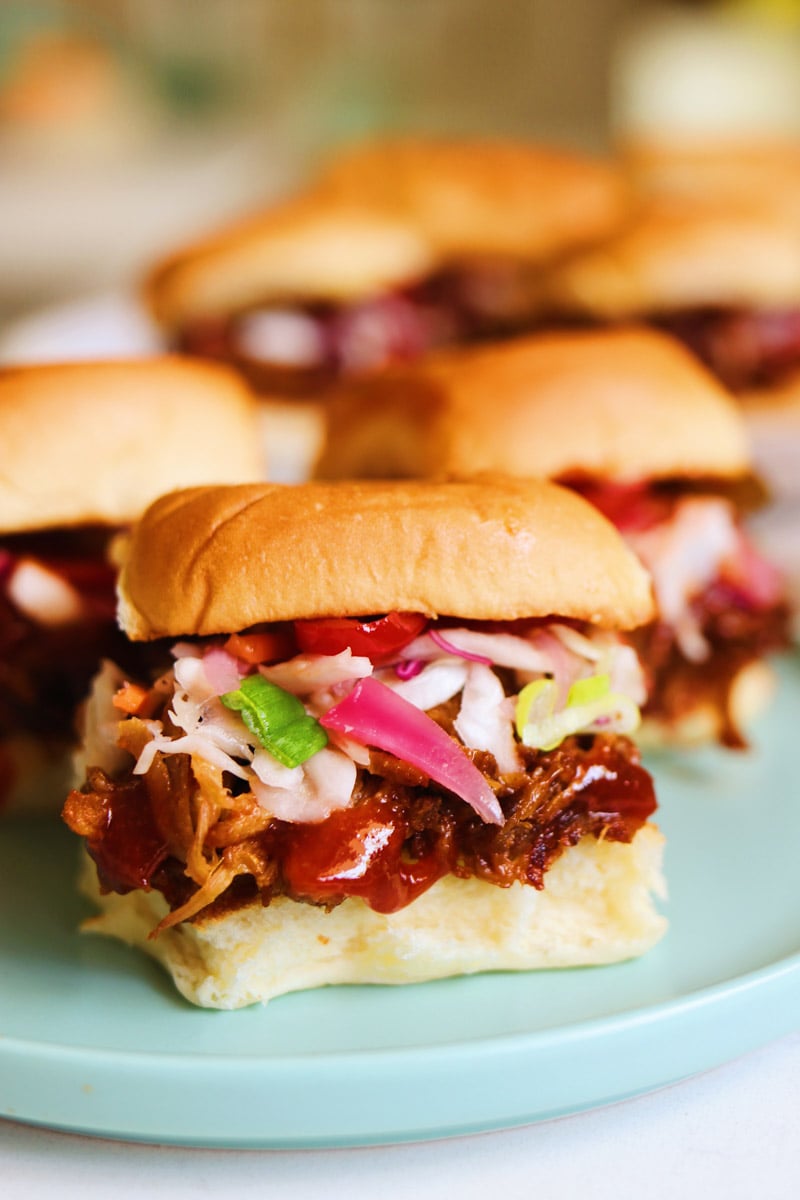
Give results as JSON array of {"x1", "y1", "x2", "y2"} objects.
[
  {"x1": 146, "y1": 139, "x2": 628, "y2": 329},
  {"x1": 316, "y1": 137, "x2": 629, "y2": 261},
  {"x1": 147, "y1": 193, "x2": 436, "y2": 329},
  {"x1": 620, "y1": 137, "x2": 800, "y2": 210},
  {"x1": 545, "y1": 195, "x2": 800, "y2": 316},
  {"x1": 316, "y1": 328, "x2": 751, "y2": 484},
  {"x1": 0, "y1": 358, "x2": 265, "y2": 533},
  {"x1": 117, "y1": 479, "x2": 655, "y2": 640}
]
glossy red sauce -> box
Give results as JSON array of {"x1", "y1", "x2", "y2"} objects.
[
  {"x1": 66, "y1": 740, "x2": 657, "y2": 918},
  {"x1": 280, "y1": 795, "x2": 448, "y2": 914},
  {"x1": 64, "y1": 777, "x2": 169, "y2": 893}
]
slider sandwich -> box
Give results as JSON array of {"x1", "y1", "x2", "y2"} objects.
[
  {"x1": 542, "y1": 191, "x2": 800, "y2": 393},
  {"x1": 0, "y1": 358, "x2": 263, "y2": 813},
  {"x1": 63, "y1": 479, "x2": 666, "y2": 1009},
  {"x1": 146, "y1": 138, "x2": 628, "y2": 398},
  {"x1": 317, "y1": 328, "x2": 790, "y2": 747}
]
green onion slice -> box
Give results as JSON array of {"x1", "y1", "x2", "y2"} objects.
[
  {"x1": 221, "y1": 674, "x2": 328, "y2": 768},
  {"x1": 516, "y1": 672, "x2": 640, "y2": 752}
]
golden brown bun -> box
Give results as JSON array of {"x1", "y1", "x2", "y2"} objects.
[
  {"x1": 146, "y1": 139, "x2": 628, "y2": 329},
  {"x1": 317, "y1": 328, "x2": 750, "y2": 484},
  {"x1": 146, "y1": 193, "x2": 437, "y2": 329},
  {"x1": 620, "y1": 137, "x2": 800, "y2": 212},
  {"x1": 316, "y1": 136, "x2": 629, "y2": 261},
  {"x1": 545, "y1": 195, "x2": 800, "y2": 317},
  {"x1": 78, "y1": 826, "x2": 667, "y2": 1009},
  {"x1": 0, "y1": 358, "x2": 265, "y2": 533},
  {"x1": 117, "y1": 479, "x2": 655, "y2": 639}
]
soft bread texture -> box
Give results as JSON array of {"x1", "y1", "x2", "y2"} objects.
[
  {"x1": 545, "y1": 195, "x2": 800, "y2": 317},
  {"x1": 620, "y1": 137, "x2": 800, "y2": 211},
  {"x1": 116, "y1": 479, "x2": 656, "y2": 639},
  {"x1": 0, "y1": 358, "x2": 265, "y2": 533},
  {"x1": 316, "y1": 137, "x2": 629, "y2": 261},
  {"x1": 316, "y1": 328, "x2": 751, "y2": 483},
  {"x1": 78, "y1": 825, "x2": 667, "y2": 1009},
  {"x1": 147, "y1": 194, "x2": 436, "y2": 328},
  {"x1": 146, "y1": 139, "x2": 628, "y2": 328}
]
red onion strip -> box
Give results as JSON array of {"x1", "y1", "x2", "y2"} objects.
[
  {"x1": 428, "y1": 629, "x2": 492, "y2": 664},
  {"x1": 320, "y1": 677, "x2": 504, "y2": 825}
]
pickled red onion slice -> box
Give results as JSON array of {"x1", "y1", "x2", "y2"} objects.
[
  {"x1": 320, "y1": 677, "x2": 504, "y2": 825},
  {"x1": 428, "y1": 629, "x2": 492, "y2": 664}
]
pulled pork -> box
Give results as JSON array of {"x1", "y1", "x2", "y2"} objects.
[
  {"x1": 63, "y1": 731, "x2": 655, "y2": 933},
  {"x1": 0, "y1": 529, "x2": 119, "y2": 742},
  {"x1": 176, "y1": 261, "x2": 538, "y2": 396},
  {"x1": 655, "y1": 308, "x2": 800, "y2": 392},
  {"x1": 568, "y1": 480, "x2": 792, "y2": 746}
]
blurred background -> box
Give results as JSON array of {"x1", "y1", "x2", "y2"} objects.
[{"x1": 2, "y1": 0, "x2": 800, "y2": 323}]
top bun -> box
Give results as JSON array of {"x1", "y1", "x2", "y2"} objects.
[
  {"x1": 147, "y1": 194, "x2": 437, "y2": 330},
  {"x1": 316, "y1": 328, "x2": 751, "y2": 484},
  {"x1": 620, "y1": 136, "x2": 800, "y2": 210},
  {"x1": 0, "y1": 358, "x2": 264, "y2": 533},
  {"x1": 146, "y1": 139, "x2": 628, "y2": 329},
  {"x1": 545, "y1": 194, "x2": 800, "y2": 316},
  {"x1": 117, "y1": 479, "x2": 655, "y2": 640},
  {"x1": 316, "y1": 137, "x2": 628, "y2": 261}
]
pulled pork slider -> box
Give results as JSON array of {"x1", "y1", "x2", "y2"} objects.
[
  {"x1": 0, "y1": 358, "x2": 264, "y2": 813},
  {"x1": 63, "y1": 478, "x2": 665, "y2": 1009},
  {"x1": 146, "y1": 138, "x2": 628, "y2": 399},
  {"x1": 316, "y1": 328, "x2": 790, "y2": 747},
  {"x1": 543, "y1": 192, "x2": 800, "y2": 393}
]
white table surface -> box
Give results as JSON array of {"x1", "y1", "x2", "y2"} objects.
[{"x1": 2, "y1": 1031, "x2": 798, "y2": 1200}]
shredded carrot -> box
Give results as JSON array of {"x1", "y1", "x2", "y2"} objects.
[
  {"x1": 224, "y1": 629, "x2": 294, "y2": 665},
  {"x1": 112, "y1": 681, "x2": 150, "y2": 715}
]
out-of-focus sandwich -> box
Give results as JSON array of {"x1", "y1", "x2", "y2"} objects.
[
  {"x1": 317, "y1": 328, "x2": 791, "y2": 747},
  {"x1": 62, "y1": 478, "x2": 666, "y2": 1009},
  {"x1": 0, "y1": 358, "x2": 264, "y2": 813},
  {"x1": 544, "y1": 137, "x2": 800, "y2": 629},
  {"x1": 543, "y1": 191, "x2": 800, "y2": 394},
  {"x1": 146, "y1": 138, "x2": 628, "y2": 398}
]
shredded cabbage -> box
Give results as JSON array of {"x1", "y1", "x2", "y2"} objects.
[{"x1": 516, "y1": 672, "x2": 641, "y2": 751}]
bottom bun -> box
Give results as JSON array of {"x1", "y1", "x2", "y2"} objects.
[
  {"x1": 78, "y1": 826, "x2": 667, "y2": 1010},
  {"x1": 639, "y1": 660, "x2": 776, "y2": 749}
]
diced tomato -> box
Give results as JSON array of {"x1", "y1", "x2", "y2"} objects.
[
  {"x1": 567, "y1": 480, "x2": 675, "y2": 533},
  {"x1": 294, "y1": 612, "x2": 428, "y2": 664}
]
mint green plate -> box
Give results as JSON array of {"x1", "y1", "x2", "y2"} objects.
[{"x1": 1, "y1": 656, "x2": 798, "y2": 1148}]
